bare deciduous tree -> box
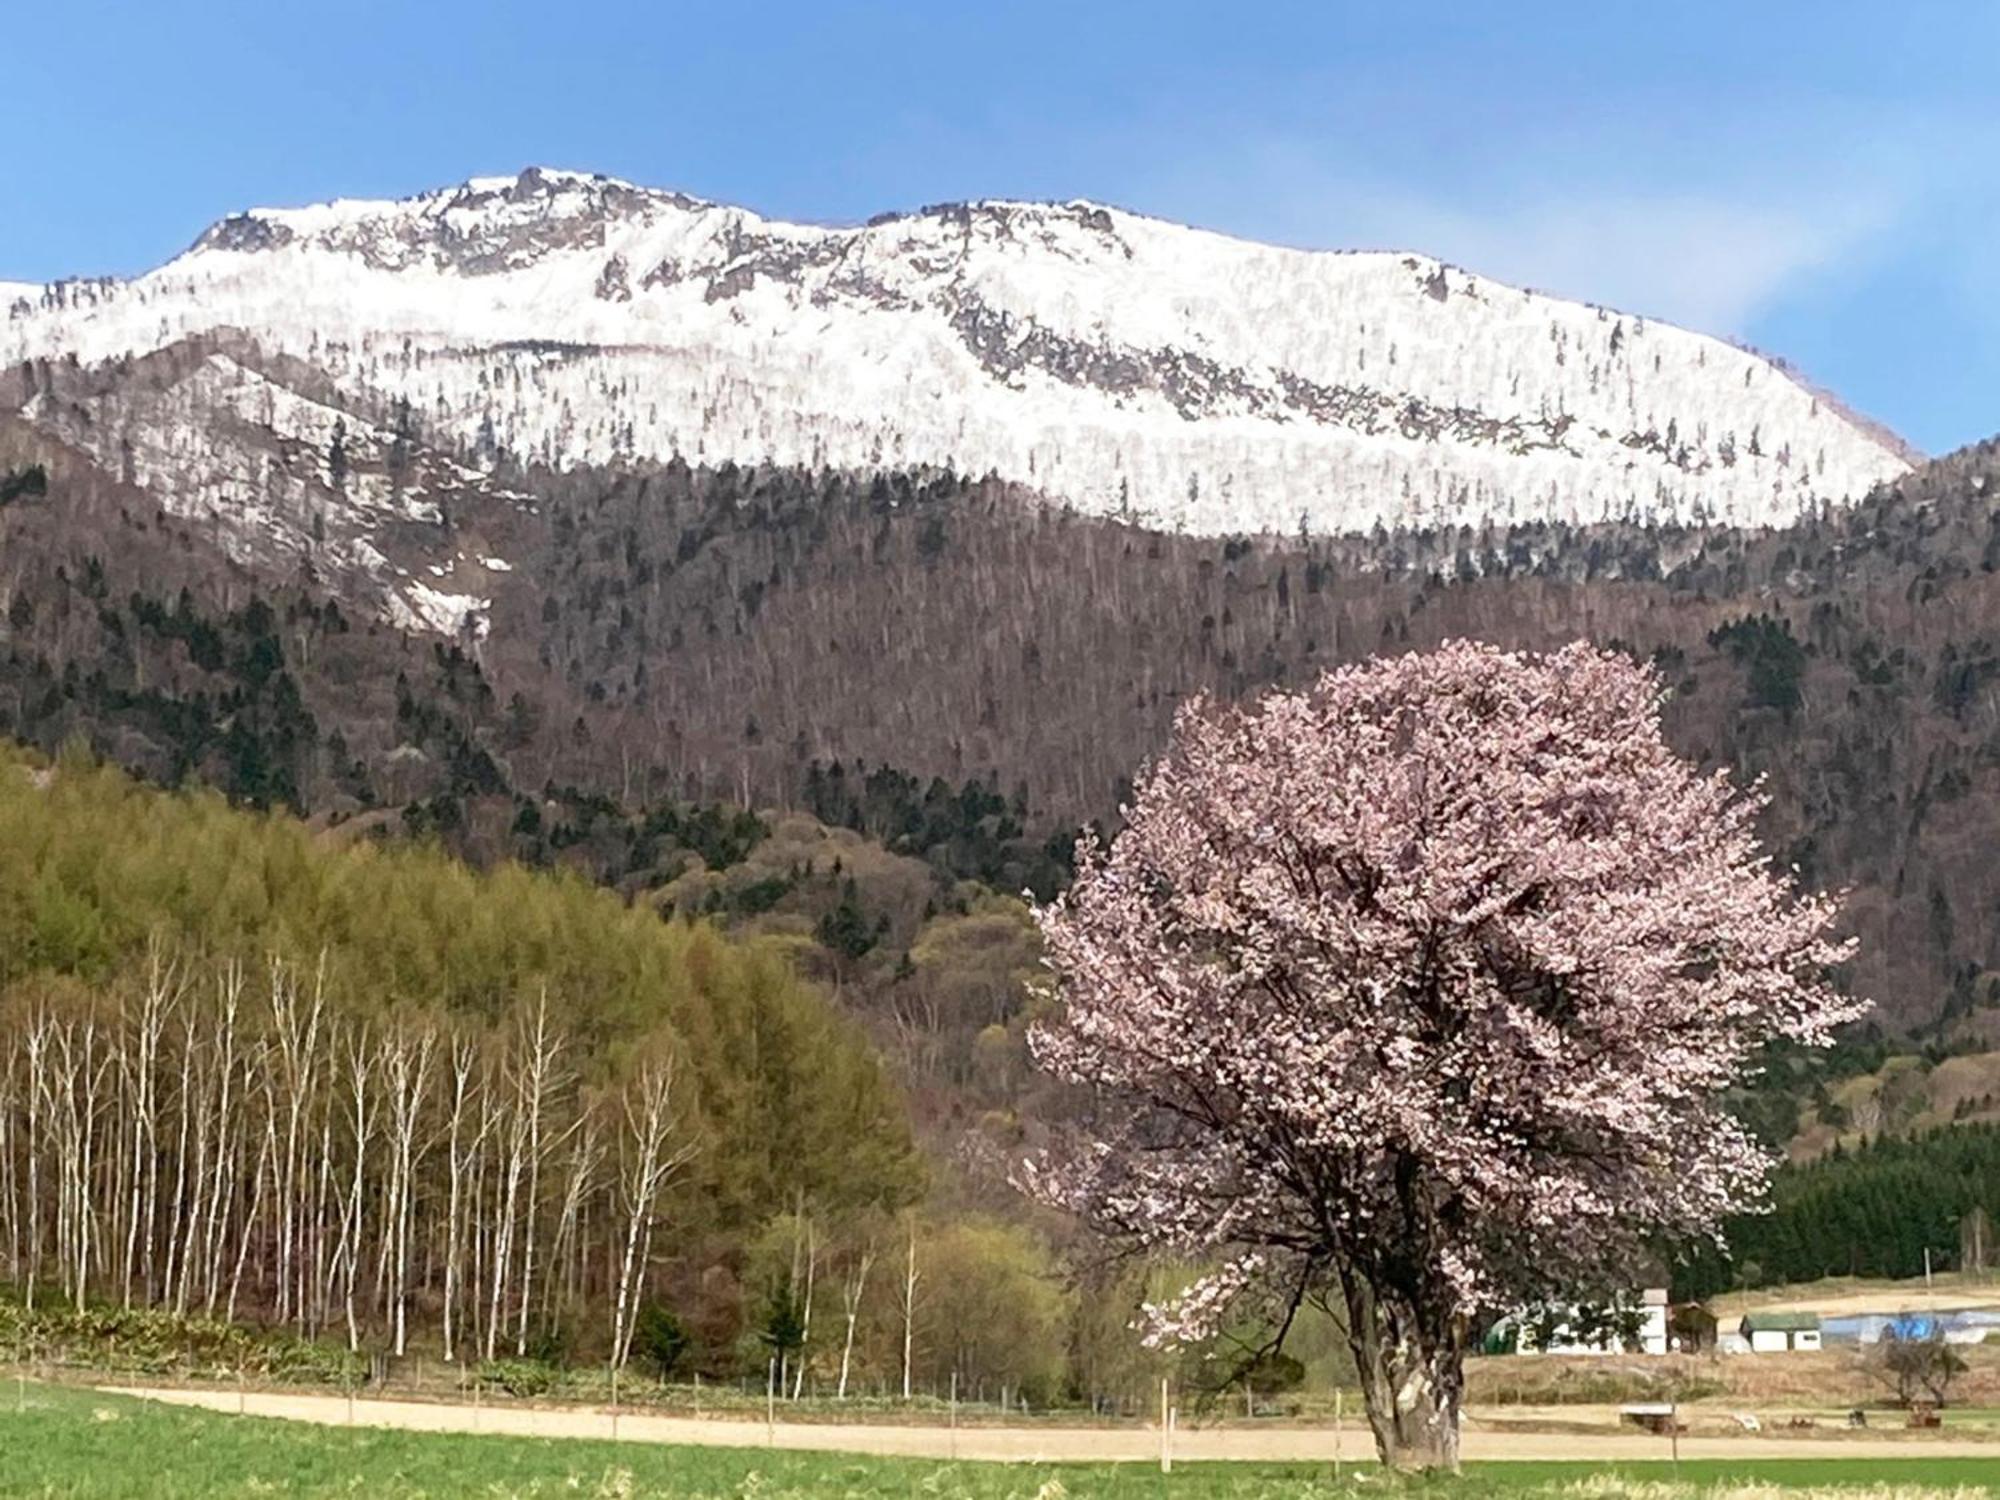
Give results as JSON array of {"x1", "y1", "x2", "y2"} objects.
[{"x1": 608, "y1": 1053, "x2": 696, "y2": 1372}]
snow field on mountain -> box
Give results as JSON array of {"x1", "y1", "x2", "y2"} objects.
[{"x1": 2, "y1": 170, "x2": 1911, "y2": 572}]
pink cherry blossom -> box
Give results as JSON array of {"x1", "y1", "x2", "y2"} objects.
[{"x1": 1024, "y1": 639, "x2": 1861, "y2": 1469}]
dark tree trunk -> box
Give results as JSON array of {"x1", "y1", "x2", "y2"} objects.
[{"x1": 1340, "y1": 1270, "x2": 1466, "y2": 1471}]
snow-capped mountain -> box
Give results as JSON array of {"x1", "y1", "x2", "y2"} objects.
[{"x1": 3, "y1": 168, "x2": 1911, "y2": 634}]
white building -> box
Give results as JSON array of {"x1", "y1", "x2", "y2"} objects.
[
  {"x1": 1636, "y1": 1288, "x2": 1670, "y2": 1355},
  {"x1": 1739, "y1": 1312, "x2": 1822, "y2": 1352},
  {"x1": 1500, "y1": 1288, "x2": 1673, "y2": 1355}
]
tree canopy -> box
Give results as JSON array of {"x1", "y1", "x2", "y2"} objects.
[
  {"x1": 0, "y1": 742, "x2": 919, "y2": 1237},
  {"x1": 1025, "y1": 640, "x2": 1860, "y2": 1468}
]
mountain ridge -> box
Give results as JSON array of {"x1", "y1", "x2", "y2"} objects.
[
  {"x1": 6, "y1": 167, "x2": 1911, "y2": 559},
  {"x1": 6, "y1": 167, "x2": 1991, "y2": 1040}
]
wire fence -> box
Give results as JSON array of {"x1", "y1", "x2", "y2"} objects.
[{"x1": 3, "y1": 1340, "x2": 1199, "y2": 1429}]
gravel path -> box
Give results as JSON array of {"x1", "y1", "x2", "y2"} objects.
[{"x1": 102, "y1": 1385, "x2": 2000, "y2": 1464}]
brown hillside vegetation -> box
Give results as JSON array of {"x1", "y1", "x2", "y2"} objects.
[{"x1": 5, "y1": 347, "x2": 2000, "y2": 1034}]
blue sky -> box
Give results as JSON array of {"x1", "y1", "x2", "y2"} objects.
[{"x1": 6, "y1": 1, "x2": 1995, "y2": 454}]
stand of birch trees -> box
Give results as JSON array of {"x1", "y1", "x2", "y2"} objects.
[{"x1": 0, "y1": 949, "x2": 696, "y2": 1369}]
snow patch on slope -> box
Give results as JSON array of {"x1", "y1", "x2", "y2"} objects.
[
  {"x1": 1, "y1": 168, "x2": 1911, "y2": 544},
  {"x1": 391, "y1": 582, "x2": 490, "y2": 640}
]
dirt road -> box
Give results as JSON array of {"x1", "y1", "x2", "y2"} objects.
[
  {"x1": 1711, "y1": 1273, "x2": 2000, "y2": 1320},
  {"x1": 102, "y1": 1386, "x2": 2000, "y2": 1464}
]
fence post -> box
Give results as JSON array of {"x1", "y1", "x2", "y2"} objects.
[
  {"x1": 1160, "y1": 1376, "x2": 1172, "y2": 1474},
  {"x1": 1334, "y1": 1387, "x2": 1343, "y2": 1482},
  {"x1": 766, "y1": 1357, "x2": 776, "y2": 1446}
]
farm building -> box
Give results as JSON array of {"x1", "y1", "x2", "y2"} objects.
[
  {"x1": 1739, "y1": 1311, "x2": 1822, "y2": 1352},
  {"x1": 1481, "y1": 1288, "x2": 1672, "y2": 1355},
  {"x1": 1667, "y1": 1302, "x2": 1720, "y2": 1353},
  {"x1": 1636, "y1": 1287, "x2": 1670, "y2": 1355}
]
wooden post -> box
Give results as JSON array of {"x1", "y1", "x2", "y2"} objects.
[
  {"x1": 1160, "y1": 1376, "x2": 1172, "y2": 1474},
  {"x1": 766, "y1": 1357, "x2": 777, "y2": 1446},
  {"x1": 693, "y1": 1370, "x2": 701, "y2": 1417},
  {"x1": 1334, "y1": 1387, "x2": 1343, "y2": 1482},
  {"x1": 1670, "y1": 1396, "x2": 1680, "y2": 1475},
  {"x1": 949, "y1": 1370, "x2": 959, "y2": 1460}
]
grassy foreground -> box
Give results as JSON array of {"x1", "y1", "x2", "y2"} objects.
[{"x1": 7, "y1": 1385, "x2": 2000, "y2": 1499}]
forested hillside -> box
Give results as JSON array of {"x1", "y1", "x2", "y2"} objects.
[
  {"x1": 0, "y1": 746, "x2": 921, "y2": 1367},
  {"x1": 6, "y1": 378, "x2": 2000, "y2": 1032},
  {"x1": 0, "y1": 745, "x2": 1351, "y2": 1404},
  {"x1": 1677, "y1": 1126, "x2": 2000, "y2": 1299},
  {"x1": 499, "y1": 437, "x2": 2000, "y2": 1035}
]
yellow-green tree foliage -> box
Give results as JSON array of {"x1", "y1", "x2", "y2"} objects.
[
  {"x1": 916, "y1": 1217, "x2": 1071, "y2": 1404},
  {"x1": 0, "y1": 745, "x2": 919, "y2": 1226}
]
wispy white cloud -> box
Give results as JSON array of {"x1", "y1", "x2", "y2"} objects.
[
  {"x1": 1111, "y1": 90, "x2": 2000, "y2": 450},
  {"x1": 1149, "y1": 137, "x2": 1910, "y2": 338},
  {"x1": 1322, "y1": 191, "x2": 1894, "y2": 335}
]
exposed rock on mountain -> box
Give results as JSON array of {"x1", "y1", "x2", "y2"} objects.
[{"x1": 6, "y1": 167, "x2": 1910, "y2": 580}]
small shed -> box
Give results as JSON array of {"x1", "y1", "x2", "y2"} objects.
[
  {"x1": 1668, "y1": 1302, "x2": 1720, "y2": 1353},
  {"x1": 1741, "y1": 1311, "x2": 1822, "y2": 1353}
]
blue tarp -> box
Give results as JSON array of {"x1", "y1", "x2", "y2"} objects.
[{"x1": 1821, "y1": 1310, "x2": 2000, "y2": 1344}]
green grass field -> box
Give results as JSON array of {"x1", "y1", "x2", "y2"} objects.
[{"x1": 7, "y1": 1384, "x2": 2000, "y2": 1499}]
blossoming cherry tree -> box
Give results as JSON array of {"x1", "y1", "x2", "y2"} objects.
[{"x1": 1025, "y1": 640, "x2": 1860, "y2": 1469}]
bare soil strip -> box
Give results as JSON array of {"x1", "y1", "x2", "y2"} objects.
[{"x1": 101, "y1": 1386, "x2": 2000, "y2": 1464}]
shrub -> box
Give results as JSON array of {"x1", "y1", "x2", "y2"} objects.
[
  {"x1": 632, "y1": 1301, "x2": 690, "y2": 1379},
  {"x1": 1867, "y1": 1331, "x2": 1968, "y2": 1409},
  {"x1": 475, "y1": 1359, "x2": 557, "y2": 1398}
]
